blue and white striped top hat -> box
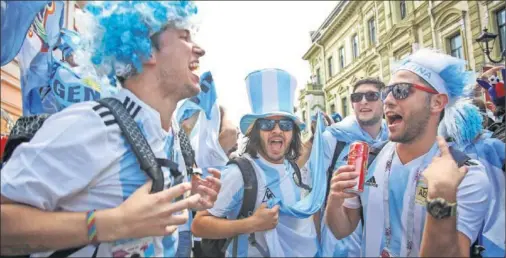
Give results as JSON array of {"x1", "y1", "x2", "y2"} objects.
[{"x1": 240, "y1": 68, "x2": 306, "y2": 134}]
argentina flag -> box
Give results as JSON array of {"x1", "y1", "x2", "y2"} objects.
[
  {"x1": 47, "y1": 59, "x2": 105, "y2": 111},
  {"x1": 0, "y1": 0, "x2": 50, "y2": 66},
  {"x1": 264, "y1": 110, "x2": 327, "y2": 256},
  {"x1": 460, "y1": 133, "x2": 505, "y2": 257},
  {"x1": 176, "y1": 71, "x2": 229, "y2": 175},
  {"x1": 17, "y1": 1, "x2": 65, "y2": 115}
]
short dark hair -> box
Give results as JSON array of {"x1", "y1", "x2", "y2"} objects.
[
  {"x1": 242, "y1": 120, "x2": 302, "y2": 161},
  {"x1": 352, "y1": 77, "x2": 385, "y2": 93}
]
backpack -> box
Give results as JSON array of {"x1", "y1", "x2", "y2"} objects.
[
  {"x1": 199, "y1": 156, "x2": 310, "y2": 257},
  {"x1": 0, "y1": 97, "x2": 183, "y2": 258},
  {"x1": 488, "y1": 121, "x2": 505, "y2": 142},
  {"x1": 324, "y1": 140, "x2": 484, "y2": 257}
]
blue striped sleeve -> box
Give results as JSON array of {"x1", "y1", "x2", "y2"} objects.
[{"x1": 208, "y1": 164, "x2": 245, "y2": 218}]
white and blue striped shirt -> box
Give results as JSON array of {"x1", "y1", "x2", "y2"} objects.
[
  {"x1": 343, "y1": 141, "x2": 490, "y2": 257},
  {"x1": 1, "y1": 88, "x2": 187, "y2": 257},
  {"x1": 208, "y1": 154, "x2": 318, "y2": 257}
]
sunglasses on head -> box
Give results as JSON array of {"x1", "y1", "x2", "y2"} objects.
[
  {"x1": 257, "y1": 118, "x2": 294, "y2": 131},
  {"x1": 350, "y1": 91, "x2": 380, "y2": 103},
  {"x1": 381, "y1": 82, "x2": 439, "y2": 101}
]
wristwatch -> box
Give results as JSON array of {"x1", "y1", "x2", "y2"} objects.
[{"x1": 426, "y1": 197, "x2": 457, "y2": 219}]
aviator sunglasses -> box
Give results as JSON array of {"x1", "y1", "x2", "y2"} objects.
[
  {"x1": 257, "y1": 118, "x2": 294, "y2": 131},
  {"x1": 381, "y1": 82, "x2": 439, "y2": 101},
  {"x1": 350, "y1": 91, "x2": 381, "y2": 103}
]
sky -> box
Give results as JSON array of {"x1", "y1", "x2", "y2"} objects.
[{"x1": 194, "y1": 1, "x2": 338, "y2": 127}]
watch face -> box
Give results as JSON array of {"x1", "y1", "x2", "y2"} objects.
[{"x1": 428, "y1": 199, "x2": 450, "y2": 219}]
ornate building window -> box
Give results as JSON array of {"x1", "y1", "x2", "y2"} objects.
[
  {"x1": 341, "y1": 96, "x2": 348, "y2": 116},
  {"x1": 400, "y1": 1, "x2": 407, "y2": 20},
  {"x1": 368, "y1": 17, "x2": 376, "y2": 45},
  {"x1": 497, "y1": 8, "x2": 506, "y2": 53},
  {"x1": 448, "y1": 33, "x2": 463, "y2": 59},
  {"x1": 352, "y1": 34, "x2": 359, "y2": 59},
  {"x1": 339, "y1": 47, "x2": 345, "y2": 69},
  {"x1": 316, "y1": 68, "x2": 321, "y2": 85},
  {"x1": 327, "y1": 56, "x2": 334, "y2": 77}
]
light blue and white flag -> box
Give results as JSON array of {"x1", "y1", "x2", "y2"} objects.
[
  {"x1": 47, "y1": 59, "x2": 110, "y2": 111},
  {"x1": 176, "y1": 71, "x2": 229, "y2": 176},
  {"x1": 17, "y1": 1, "x2": 65, "y2": 115},
  {"x1": 264, "y1": 110, "x2": 327, "y2": 256},
  {"x1": 459, "y1": 131, "x2": 505, "y2": 257},
  {"x1": 0, "y1": 0, "x2": 50, "y2": 66}
]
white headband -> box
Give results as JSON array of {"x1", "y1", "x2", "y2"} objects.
[{"x1": 396, "y1": 62, "x2": 448, "y2": 96}]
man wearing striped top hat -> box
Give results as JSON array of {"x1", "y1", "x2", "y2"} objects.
[
  {"x1": 192, "y1": 68, "x2": 319, "y2": 257},
  {"x1": 325, "y1": 48, "x2": 491, "y2": 257}
]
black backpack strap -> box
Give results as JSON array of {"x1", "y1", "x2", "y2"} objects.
[
  {"x1": 323, "y1": 141, "x2": 346, "y2": 210},
  {"x1": 1, "y1": 114, "x2": 51, "y2": 162},
  {"x1": 95, "y1": 98, "x2": 168, "y2": 193},
  {"x1": 227, "y1": 157, "x2": 258, "y2": 219},
  {"x1": 446, "y1": 146, "x2": 484, "y2": 258},
  {"x1": 178, "y1": 128, "x2": 197, "y2": 174},
  {"x1": 225, "y1": 157, "x2": 269, "y2": 257},
  {"x1": 288, "y1": 160, "x2": 312, "y2": 191},
  {"x1": 368, "y1": 141, "x2": 389, "y2": 166}
]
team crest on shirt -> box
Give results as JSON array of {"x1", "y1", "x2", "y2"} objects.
[
  {"x1": 415, "y1": 181, "x2": 428, "y2": 206},
  {"x1": 262, "y1": 188, "x2": 276, "y2": 202}
]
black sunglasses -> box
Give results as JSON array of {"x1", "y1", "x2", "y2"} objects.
[
  {"x1": 257, "y1": 119, "x2": 294, "y2": 131},
  {"x1": 381, "y1": 82, "x2": 439, "y2": 101},
  {"x1": 350, "y1": 91, "x2": 380, "y2": 103}
]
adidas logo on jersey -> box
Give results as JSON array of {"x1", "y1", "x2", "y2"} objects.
[
  {"x1": 365, "y1": 176, "x2": 378, "y2": 187},
  {"x1": 262, "y1": 188, "x2": 276, "y2": 202}
]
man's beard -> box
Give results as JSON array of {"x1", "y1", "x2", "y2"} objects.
[
  {"x1": 391, "y1": 106, "x2": 431, "y2": 143},
  {"x1": 357, "y1": 113, "x2": 382, "y2": 127}
]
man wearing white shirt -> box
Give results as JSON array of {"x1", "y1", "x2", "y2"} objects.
[
  {"x1": 325, "y1": 48, "x2": 490, "y2": 257},
  {"x1": 192, "y1": 68, "x2": 319, "y2": 257}
]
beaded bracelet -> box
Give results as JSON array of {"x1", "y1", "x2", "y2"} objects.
[{"x1": 86, "y1": 210, "x2": 98, "y2": 243}]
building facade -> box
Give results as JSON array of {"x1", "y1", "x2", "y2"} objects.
[
  {"x1": 0, "y1": 1, "x2": 82, "y2": 135},
  {"x1": 299, "y1": 0, "x2": 505, "y2": 138}
]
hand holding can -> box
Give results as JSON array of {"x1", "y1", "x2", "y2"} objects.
[
  {"x1": 343, "y1": 141, "x2": 369, "y2": 195},
  {"x1": 327, "y1": 165, "x2": 361, "y2": 208}
]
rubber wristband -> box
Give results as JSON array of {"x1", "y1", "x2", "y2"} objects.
[{"x1": 86, "y1": 210, "x2": 98, "y2": 243}]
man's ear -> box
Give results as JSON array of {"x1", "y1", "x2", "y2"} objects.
[{"x1": 431, "y1": 94, "x2": 448, "y2": 113}]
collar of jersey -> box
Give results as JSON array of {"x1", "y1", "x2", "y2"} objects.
[{"x1": 112, "y1": 88, "x2": 169, "y2": 141}]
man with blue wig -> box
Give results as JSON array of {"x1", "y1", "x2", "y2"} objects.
[
  {"x1": 1, "y1": 1, "x2": 221, "y2": 257},
  {"x1": 326, "y1": 48, "x2": 491, "y2": 257}
]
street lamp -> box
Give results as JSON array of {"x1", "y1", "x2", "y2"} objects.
[{"x1": 476, "y1": 27, "x2": 505, "y2": 64}]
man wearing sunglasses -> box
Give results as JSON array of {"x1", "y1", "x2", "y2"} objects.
[
  {"x1": 192, "y1": 68, "x2": 319, "y2": 257},
  {"x1": 317, "y1": 78, "x2": 389, "y2": 257},
  {"x1": 325, "y1": 48, "x2": 490, "y2": 257}
]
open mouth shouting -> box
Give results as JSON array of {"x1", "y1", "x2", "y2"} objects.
[
  {"x1": 385, "y1": 111, "x2": 403, "y2": 130},
  {"x1": 268, "y1": 137, "x2": 285, "y2": 155},
  {"x1": 189, "y1": 60, "x2": 200, "y2": 84}
]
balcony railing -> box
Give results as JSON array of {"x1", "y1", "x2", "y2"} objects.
[{"x1": 306, "y1": 83, "x2": 323, "y2": 91}]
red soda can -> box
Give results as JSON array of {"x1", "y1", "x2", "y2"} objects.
[{"x1": 344, "y1": 141, "x2": 369, "y2": 194}]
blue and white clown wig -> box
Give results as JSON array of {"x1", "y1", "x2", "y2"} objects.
[
  {"x1": 393, "y1": 48, "x2": 482, "y2": 145},
  {"x1": 77, "y1": 1, "x2": 199, "y2": 80}
]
